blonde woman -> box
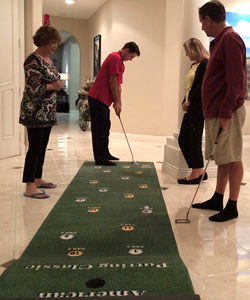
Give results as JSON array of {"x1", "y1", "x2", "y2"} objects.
[{"x1": 178, "y1": 38, "x2": 209, "y2": 184}]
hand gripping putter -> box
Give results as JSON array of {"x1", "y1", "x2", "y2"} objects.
[
  {"x1": 118, "y1": 115, "x2": 138, "y2": 165},
  {"x1": 175, "y1": 127, "x2": 223, "y2": 224}
]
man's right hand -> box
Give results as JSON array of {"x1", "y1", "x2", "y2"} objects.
[
  {"x1": 219, "y1": 117, "x2": 231, "y2": 129},
  {"x1": 113, "y1": 102, "x2": 122, "y2": 116}
]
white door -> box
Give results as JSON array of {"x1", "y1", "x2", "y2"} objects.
[{"x1": 0, "y1": 0, "x2": 24, "y2": 159}]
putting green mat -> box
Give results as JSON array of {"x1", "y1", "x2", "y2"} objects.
[{"x1": 0, "y1": 161, "x2": 197, "y2": 299}]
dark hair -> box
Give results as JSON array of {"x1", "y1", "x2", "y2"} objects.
[
  {"x1": 199, "y1": 0, "x2": 226, "y2": 23},
  {"x1": 122, "y1": 42, "x2": 140, "y2": 56},
  {"x1": 33, "y1": 25, "x2": 61, "y2": 47}
]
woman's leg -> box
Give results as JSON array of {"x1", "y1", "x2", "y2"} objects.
[
  {"x1": 34, "y1": 126, "x2": 54, "y2": 187},
  {"x1": 22, "y1": 127, "x2": 50, "y2": 198},
  {"x1": 187, "y1": 118, "x2": 204, "y2": 179},
  {"x1": 178, "y1": 114, "x2": 192, "y2": 168}
]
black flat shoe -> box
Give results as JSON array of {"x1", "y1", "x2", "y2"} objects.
[
  {"x1": 202, "y1": 172, "x2": 208, "y2": 181},
  {"x1": 107, "y1": 155, "x2": 119, "y2": 160},
  {"x1": 95, "y1": 160, "x2": 116, "y2": 166},
  {"x1": 177, "y1": 177, "x2": 201, "y2": 184},
  {"x1": 177, "y1": 172, "x2": 208, "y2": 185}
]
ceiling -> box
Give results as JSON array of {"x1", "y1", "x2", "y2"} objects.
[{"x1": 43, "y1": 0, "x2": 107, "y2": 20}]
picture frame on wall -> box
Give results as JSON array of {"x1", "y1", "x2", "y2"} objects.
[
  {"x1": 226, "y1": 12, "x2": 250, "y2": 99},
  {"x1": 93, "y1": 34, "x2": 101, "y2": 77}
]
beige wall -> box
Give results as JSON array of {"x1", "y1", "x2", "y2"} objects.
[
  {"x1": 87, "y1": 0, "x2": 167, "y2": 135},
  {"x1": 25, "y1": 0, "x2": 43, "y2": 56},
  {"x1": 50, "y1": 16, "x2": 88, "y2": 88},
  {"x1": 178, "y1": 0, "x2": 210, "y2": 126},
  {"x1": 24, "y1": 0, "x2": 43, "y2": 146},
  {"x1": 180, "y1": 0, "x2": 250, "y2": 135},
  {"x1": 85, "y1": 0, "x2": 250, "y2": 136},
  {"x1": 163, "y1": 0, "x2": 185, "y2": 135},
  {"x1": 35, "y1": 0, "x2": 249, "y2": 136}
]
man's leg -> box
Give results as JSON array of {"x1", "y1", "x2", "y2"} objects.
[
  {"x1": 88, "y1": 97, "x2": 107, "y2": 162},
  {"x1": 192, "y1": 161, "x2": 242, "y2": 210},
  {"x1": 210, "y1": 106, "x2": 246, "y2": 221},
  {"x1": 192, "y1": 164, "x2": 227, "y2": 211},
  {"x1": 193, "y1": 106, "x2": 245, "y2": 220},
  {"x1": 228, "y1": 161, "x2": 243, "y2": 200},
  {"x1": 215, "y1": 164, "x2": 230, "y2": 194},
  {"x1": 209, "y1": 161, "x2": 243, "y2": 222},
  {"x1": 88, "y1": 97, "x2": 116, "y2": 166}
]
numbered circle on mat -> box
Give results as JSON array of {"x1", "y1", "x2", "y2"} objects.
[{"x1": 128, "y1": 249, "x2": 143, "y2": 255}]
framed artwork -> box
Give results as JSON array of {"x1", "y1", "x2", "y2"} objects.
[
  {"x1": 226, "y1": 12, "x2": 250, "y2": 99},
  {"x1": 93, "y1": 34, "x2": 101, "y2": 77}
]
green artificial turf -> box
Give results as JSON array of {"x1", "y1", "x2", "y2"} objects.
[{"x1": 0, "y1": 161, "x2": 195, "y2": 299}]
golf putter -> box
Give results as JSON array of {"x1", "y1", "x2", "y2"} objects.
[
  {"x1": 175, "y1": 126, "x2": 223, "y2": 224},
  {"x1": 118, "y1": 115, "x2": 138, "y2": 165}
]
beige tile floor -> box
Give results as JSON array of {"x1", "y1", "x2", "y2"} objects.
[{"x1": 0, "y1": 112, "x2": 250, "y2": 300}]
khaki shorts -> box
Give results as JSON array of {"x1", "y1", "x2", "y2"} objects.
[{"x1": 205, "y1": 105, "x2": 246, "y2": 165}]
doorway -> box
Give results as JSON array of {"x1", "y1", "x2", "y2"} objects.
[
  {"x1": 0, "y1": 0, "x2": 24, "y2": 159},
  {"x1": 51, "y1": 30, "x2": 80, "y2": 112}
]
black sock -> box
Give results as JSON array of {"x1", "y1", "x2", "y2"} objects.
[
  {"x1": 209, "y1": 199, "x2": 238, "y2": 222},
  {"x1": 224, "y1": 199, "x2": 237, "y2": 211},
  {"x1": 192, "y1": 191, "x2": 224, "y2": 211}
]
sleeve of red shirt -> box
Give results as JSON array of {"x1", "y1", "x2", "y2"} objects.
[
  {"x1": 109, "y1": 54, "x2": 121, "y2": 76},
  {"x1": 219, "y1": 33, "x2": 246, "y2": 119}
]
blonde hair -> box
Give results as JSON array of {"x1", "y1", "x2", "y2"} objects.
[{"x1": 183, "y1": 38, "x2": 209, "y2": 61}]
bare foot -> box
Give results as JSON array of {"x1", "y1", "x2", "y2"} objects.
[
  {"x1": 35, "y1": 179, "x2": 56, "y2": 188},
  {"x1": 25, "y1": 183, "x2": 49, "y2": 199}
]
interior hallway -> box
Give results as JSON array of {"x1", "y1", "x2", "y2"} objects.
[{"x1": 1, "y1": 112, "x2": 250, "y2": 300}]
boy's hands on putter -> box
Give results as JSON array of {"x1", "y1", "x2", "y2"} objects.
[{"x1": 113, "y1": 102, "x2": 122, "y2": 116}]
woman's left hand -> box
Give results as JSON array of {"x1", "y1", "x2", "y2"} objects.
[{"x1": 182, "y1": 102, "x2": 189, "y2": 112}]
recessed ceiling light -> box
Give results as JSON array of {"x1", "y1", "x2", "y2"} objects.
[{"x1": 65, "y1": 0, "x2": 74, "y2": 4}]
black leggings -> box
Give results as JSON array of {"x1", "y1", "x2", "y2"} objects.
[
  {"x1": 178, "y1": 113, "x2": 204, "y2": 169},
  {"x1": 22, "y1": 126, "x2": 52, "y2": 183}
]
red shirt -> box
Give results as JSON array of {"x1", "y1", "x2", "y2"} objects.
[
  {"x1": 88, "y1": 51, "x2": 125, "y2": 107},
  {"x1": 202, "y1": 27, "x2": 247, "y2": 119}
]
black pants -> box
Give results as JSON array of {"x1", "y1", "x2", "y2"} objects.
[
  {"x1": 178, "y1": 113, "x2": 204, "y2": 169},
  {"x1": 22, "y1": 126, "x2": 52, "y2": 183},
  {"x1": 88, "y1": 96, "x2": 111, "y2": 162}
]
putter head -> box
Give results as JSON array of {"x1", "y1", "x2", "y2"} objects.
[
  {"x1": 131, "y1": 161, "x2": 139, "y2": 165},
  {"x1": 175, "y1": 218, "x2": 191, "y2": 224}
]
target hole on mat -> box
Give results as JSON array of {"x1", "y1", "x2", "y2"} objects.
[{"x1": 85, "y1": 278, "x2": 106, "y2": 288}]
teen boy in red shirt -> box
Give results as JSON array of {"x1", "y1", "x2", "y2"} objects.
[{"x1": 88, "y1": 42, "x2": 140, "y2": 166}]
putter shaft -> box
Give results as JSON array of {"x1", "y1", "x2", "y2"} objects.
[
  {"x1": 118, "y1": 116, "x2": 135, "y2": 162},
  {"x1": 175, "y1": 127, "x2": 223, "y2": 224}
]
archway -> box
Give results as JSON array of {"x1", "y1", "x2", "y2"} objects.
[{"x1": 51, "y1": 30, "x2": 80, "y2": 112}]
